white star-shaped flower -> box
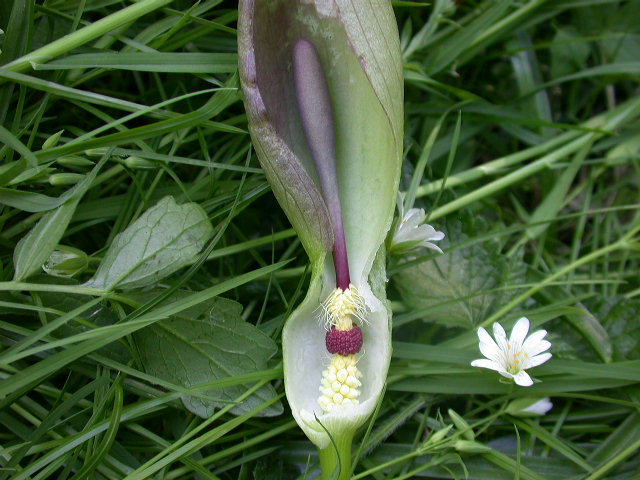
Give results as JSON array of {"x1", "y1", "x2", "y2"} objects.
[
  {"x1": 471, "y1": 317, "x2": 551, "y2": 387},
  {"x1": 391, "y1": 207, "x2": 445, "y2": 254}
]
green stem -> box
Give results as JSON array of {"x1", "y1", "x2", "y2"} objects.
[
  {"x1": 585, "y1": 436, "x2": 640, "y2": 480},
  {"x1": 1, "y1": 0, "x2": 173, "y2": 76},
  {"x1": 0, "y1": 281, "x2": 107, "y2": 296},
  {"x1": 318, "y1": 432, "x2": 353, "y2": 480}
]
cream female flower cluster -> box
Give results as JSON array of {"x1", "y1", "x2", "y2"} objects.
[
  {"x1": 471, "y1": 317, "x2": 551, "y2": 387},
  {"x1": 318, "y1": 354, "x2": 363, "y2": 412}
]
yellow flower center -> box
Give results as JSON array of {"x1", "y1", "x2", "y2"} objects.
[{"x1": 505, "y1": 347, "x2": 529, "y2": 374}]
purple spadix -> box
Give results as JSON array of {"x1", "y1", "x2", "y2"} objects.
[{"x1": 293, "y1": 39, "x2": 350, "y2": 291}]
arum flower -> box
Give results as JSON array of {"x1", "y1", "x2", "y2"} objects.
[
  {"x1": 238, "y1": 1, "x2": 403, "y2": 477},
  {"x1": 390, "y1": 200, "x2": 445, "y2": 255},
  {"x1": 471, "y1": 317, "x2": 551, "y2": 387},
  {"x1": 506, "y1": 397, "x2": 553, "y2": 417}
]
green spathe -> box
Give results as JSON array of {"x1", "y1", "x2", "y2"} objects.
[{"x1": 238, "y1": 0, "x2": 403, "y2": 459}]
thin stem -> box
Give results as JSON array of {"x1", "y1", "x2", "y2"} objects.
[{"x1": 293, "y1": 38, "x2": 350, "y2": 290}]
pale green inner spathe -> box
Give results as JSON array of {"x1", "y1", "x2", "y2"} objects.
[
  {"x1": 293, "y1": 3, "x2": 399, "y2": 282},
  {"x1": 240, "y1": 0, "x2": 402, "y2": 452},
  {"x1": 283, "y1": 6, "x2": 400, "y2": 449}
]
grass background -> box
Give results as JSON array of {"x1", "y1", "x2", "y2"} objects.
[{"x1": 1, "y1": 0, "x2": 639, "y2": 479}]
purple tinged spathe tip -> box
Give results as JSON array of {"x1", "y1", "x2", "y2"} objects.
[{"x1": 293, "y1": 38, "x2": 350, "y2": 291}]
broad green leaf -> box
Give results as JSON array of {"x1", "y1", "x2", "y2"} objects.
[
  {"x1": 134, "y1": 295, "x2": 282, "y2": 417},
  {"x1": 0, "y1": 262, "x2": 287, "y2": 401},
  {"x1": 84, "y1": 196, "x2": 213, "y2": 291},
  {"x1": 394, "y1": 214, "x2": 524, "y2": 328},
  {"x1": 37, "y1": 290, "x2": 131, "y2": 363}
]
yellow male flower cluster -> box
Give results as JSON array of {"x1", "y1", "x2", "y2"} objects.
[{"x1": 320, "y1": 284, "x2": 367, "y2": 331}]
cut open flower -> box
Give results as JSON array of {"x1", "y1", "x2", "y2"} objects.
[
  {"x1": 238, "y1": 0, "x2": 403, "y2": 463},
  {"x1": 471, "y1": 317, "x2": 552, "y2": 387}
]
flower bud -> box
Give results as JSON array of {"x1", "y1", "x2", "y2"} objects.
[
  {"x1": 42, "y1": 130, "x2": 64, "y2": 150},
  {"x1": 506, "y1": 397, "x2": 553, "y2": 417},
  {"x1": 57, "y1": 156, "x2": 95, "y2": 167},
  {"x1": 426, "y1": 424, "x2": 453, "y2": 445},
  {"x1": 124, "y1": 156, "x2": 158, "y2": 169},
  {"x1": 448, "y1": 408, "x2": 475, "y2": 441},
  {"x1": 43, "y1": 246, "x2": 88, "y2": 277},
  {"x1": 49, "y1": 173, "x2": 84, "y2": 186},
  {"x1": 454, "y1": 440, "x2": 492, "y2": 454}
]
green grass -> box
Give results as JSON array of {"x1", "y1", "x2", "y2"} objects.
[{"x1": 1, "y1": 0, "x2": 639, "y2": 479}]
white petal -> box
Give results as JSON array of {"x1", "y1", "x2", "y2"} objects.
[
  {"x1": 492, "y1": 322, "x2": 507, "y2": 339},
  {"x1": 471, "y1": 358, "x2": 502, "y2": 372},
  {"x1": 395, "y1": 229, "x2": 428, "y2": 243},
  {"x1": 525, "y1": 339, "x2": 551, "y2": 357},
  {"x1": 403, "y1": 208, "x2": 426, "y2": 228},
  {"x1": 392, "y1": 231, "x2": 410, "y2": 244},
  {"x1": 521, "y1": 398, "x2": 553, "y2": 415},
  {"x1": 393, "y1": 220, "x2": 444, "y2": 250},
  {"x1": 492, "y1": 322, "x2": 509, "y2": 352},
  {"x1": 478, "y1": 328, "x2": 500, "y2": 353},
  {"x1": 479, "y1": 339, "x2": 503, "y2": 363},
  {"x1": 527, "y1": 352, "x2": 552, "y2": 368},
  {"x1": 522, "y1": 330, "x2": 549, "y2": 353},
  {"x1": 420, "y1": 242, "x2": 444, "y2": 254},
  {"x1": 513, "y1": 370, "x2": 533, "y2": 387},
  {"x1": 414, "y1": 224, "x2": 445, "y2": 241},
  {"x1": 509, "y1": 317, "x2": 530, "y2": 350}
]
